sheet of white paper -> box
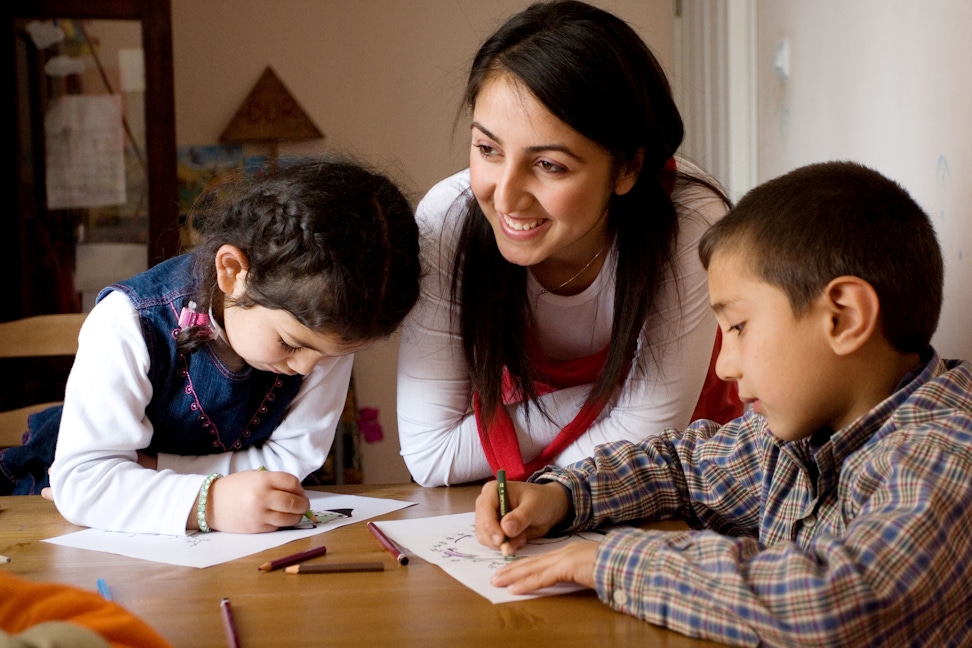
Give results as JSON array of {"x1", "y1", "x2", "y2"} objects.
[
  {"x1": 43, "y1": 492, "x2": 414, "y2": 569},
  {"x1": 45, "y1": 94, "x2": 127, "y2": 209},
  {"x1": 373, "y1": 512, "x2": 605, "y2": 604}
]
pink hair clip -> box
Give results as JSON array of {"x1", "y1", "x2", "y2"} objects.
[{"x1": 178, "y1": 300, "x2": 213, "y2": 338}]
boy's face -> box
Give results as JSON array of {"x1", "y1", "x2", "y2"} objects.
[{"x1": 707, "y1": 251, "x2": 846, "y2": 442}]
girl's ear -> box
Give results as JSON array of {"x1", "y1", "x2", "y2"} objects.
[
  {"x1": 823, "y1": 275, "x2": 880, "y2": 356},
  {"x1": 214, "y1": 245, "x2": 250, "y2": 298},
  {"x1": 614, "y1": 148, "x2": 645, "y2": 196}
]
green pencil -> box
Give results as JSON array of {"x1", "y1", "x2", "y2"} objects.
[{"x1": 497, "y1": 469, "x2": 514, "y2": 559}]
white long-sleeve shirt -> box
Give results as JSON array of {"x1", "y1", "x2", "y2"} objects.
[
  {"x1": 50, "y1": 290, "x2": 352, "y2": 535},
  {"x1": 397, "y1": 165, "x2": 727, "y2": 486}
]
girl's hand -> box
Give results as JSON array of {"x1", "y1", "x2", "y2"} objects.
[
  {"x1": 474, "y1": 480, "x2": 571, "y2": 555},
  {"x1": 490, "y1": 542, "x2": 598, "y2": 594},
  {"x1": 197, "y1": 469, "x2": 309, "y2": 533}
]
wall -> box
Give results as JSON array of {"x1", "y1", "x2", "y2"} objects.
[
  {"x1": 755, "y1": 0, "x2": 972, "y2": 361},
  {"x1": 170, "y1": 0, "x2": 676, "y2": 482}
]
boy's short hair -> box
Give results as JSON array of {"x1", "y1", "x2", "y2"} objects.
[{"x1": 699, "y1": 161, "x2": 943, "y2": 353}]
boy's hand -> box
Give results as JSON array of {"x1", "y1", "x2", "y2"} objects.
[
  {"x1": 490, "y1": 542, "x2": 598, "y2": 594},
  {"x1": 196, "y1": 469, "x2": 309, "y2": 533},
  {"x1": 474, "y1": 480, "x2": 570, "y2": 554}
]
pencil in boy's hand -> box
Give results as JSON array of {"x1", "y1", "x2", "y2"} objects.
[
  {"x1": 257, "y1": 544, "x2": 328, "y2": 571},
  {"x1": 496, "y1": 469, "x2": 515, "y2": 559}
]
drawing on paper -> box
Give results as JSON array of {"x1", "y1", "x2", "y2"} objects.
[
  {"x1": 431, "y1": 525, "x2": 603, "y2": 568},
  {"x1": 292, "y1": 508, "x2": 353, "y2": 529}
]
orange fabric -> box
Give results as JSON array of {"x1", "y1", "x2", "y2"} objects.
[
  {"x1": 0, "y1": 571, "x2": 172, "y2": 648},
  {"x1": 690, "y1": 328, "x2": 744, "y2": 424}
]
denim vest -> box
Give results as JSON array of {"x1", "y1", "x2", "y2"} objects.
[{"x1": 0, "y1": 254, "x2": 303, "y2": 494}]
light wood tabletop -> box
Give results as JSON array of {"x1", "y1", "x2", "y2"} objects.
[{"x1": 0, "y1": 484, "x2": 724, "y2": 647}]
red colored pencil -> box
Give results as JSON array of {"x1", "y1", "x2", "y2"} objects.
[
  {"x1": 220, "y1": 598, "x2": 241, "y2": 648},
  {"x1": 257, "y1": 544, "x2": 328, "y2": 571},
  {"x1": 367, "y1": 521, "x2": 409, "y2": 565}
]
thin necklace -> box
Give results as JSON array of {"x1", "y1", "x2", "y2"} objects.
[{"x1": 536, "y1": 243, "x2": 606, "y2": 298}]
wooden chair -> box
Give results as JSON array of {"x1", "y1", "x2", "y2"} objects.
[{"x1": 0, "y1": 313, "x2": 86, "y2": 448}]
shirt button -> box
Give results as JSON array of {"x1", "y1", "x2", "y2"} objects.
[
  {"x1": 613, "y1": 590, "x2": 628, "y2": 607},
  {"x1": 804, "y1": 514, "x2": 816, "y2": 527}
]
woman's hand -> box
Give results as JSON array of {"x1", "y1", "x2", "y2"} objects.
[{"x1": 193, "y1": 469, "x2": 309, "y2": 533}]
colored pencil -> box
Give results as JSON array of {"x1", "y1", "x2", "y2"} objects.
[
  {"x1": 367, "y1": 522, "x2": 409, "y2": 566},
  {"x1": 497, "y1": 469, "x2": 514, "y2": 559},
  {"x1": 220, "y1": 597, "x2": 241, "y2": 648},
  {"x1": 284, "y1": 561, "x2": 384, "y2": 574},
  {"x1": 257, "y1": 544, "x2": 328, "y2": 571},
  {"x1": 96, "y1": 578, "x2": 112, "y2": 601}
]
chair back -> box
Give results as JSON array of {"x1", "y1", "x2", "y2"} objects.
[{"x1": 0, "y1": 314, "x2": 86, "y2": 447}]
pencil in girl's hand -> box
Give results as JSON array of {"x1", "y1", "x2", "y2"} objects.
[
  {"x1": 258, "y1": 465, "x2": 318, "y2": 522},
  {"x1": 257, "y1": 544, "x2": 328, "y2": 571}
]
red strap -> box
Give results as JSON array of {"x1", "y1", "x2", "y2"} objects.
[
  {"x1": 478, "y1": 336, "x2": 610, "y2": 480},
  {"x1": 474, "y1": 391, "x2": 607, "y2": 481}
]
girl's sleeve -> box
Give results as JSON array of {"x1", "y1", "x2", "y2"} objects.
[{"x1": 50, "y1": 291, "x2": 206, "y2": 535}]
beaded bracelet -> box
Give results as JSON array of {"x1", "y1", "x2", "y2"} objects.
[{"x1": 196, "y1": 473, "x2": 223, "y2": 533}]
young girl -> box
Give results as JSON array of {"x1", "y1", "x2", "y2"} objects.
[
  {"x1": 396, "y1": 0, "x2": 741, "y2": 487},
  {"x1": 27, "y1": 156, "x2": 419, "y2": 535}
]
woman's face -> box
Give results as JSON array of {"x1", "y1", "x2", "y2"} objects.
[{"x1": 468, "y1": 74, "x2": 638, "y2": 275}]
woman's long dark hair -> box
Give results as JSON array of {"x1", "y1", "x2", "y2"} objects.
[{"x1": 455, "y1": 1, "x2": 719, "y2": 425}]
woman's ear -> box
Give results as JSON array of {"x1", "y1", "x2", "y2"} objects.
[
  {"x1": 823, "y1": 276, "x2": 880, "y2": 356},
  {"x1": 614, "y1": 148, "x2": 645, "y2": 196},
  {"x1": 214, "y1": 245, "x2": 249, "y2": 298}
]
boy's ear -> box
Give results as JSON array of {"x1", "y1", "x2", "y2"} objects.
[
  {"x1": 822, "y1": 276, "x2": 880, "y2": 356},
  {"x1": 214, "y1": 244, "x2": 249, "y2": 297}
]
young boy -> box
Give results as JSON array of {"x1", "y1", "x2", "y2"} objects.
[{"x1": 474, "y1": 161, "x2": 972, "y2": 646}]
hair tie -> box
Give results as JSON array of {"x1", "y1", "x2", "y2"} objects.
[
  {"x1": 660, "y1": 156, "x2": 677, "y2": 196},
  {"x1": 178, "y1": 300, "x2": 214, "y2": 341}
]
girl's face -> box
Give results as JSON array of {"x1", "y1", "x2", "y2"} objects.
[
  {"x1": 222, "y1": 302, "x2": 369, "y2": 375},
  {"x1": 213, "y1": 244, "x2": 370, "y2": 375},
  {"x1": 468, "y1": 74, "x2": 638, "y2": 280}
]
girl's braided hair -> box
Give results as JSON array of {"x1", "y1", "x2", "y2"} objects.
[{"x1": 179, "y1": 155, "x2": 420, "y2": 353}]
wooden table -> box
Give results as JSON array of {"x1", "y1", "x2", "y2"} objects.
[{"x1": 1, "y1": 484, "x2": 723, "y2": 647}]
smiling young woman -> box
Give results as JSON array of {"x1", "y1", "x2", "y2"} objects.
[{"x1": 396, "y1": 0, "x2": 741, "y2": 488}]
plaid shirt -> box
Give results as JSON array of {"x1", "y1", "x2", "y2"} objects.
[{"x1": 534, "y1": 350, "x2": 972, "y2": 646}]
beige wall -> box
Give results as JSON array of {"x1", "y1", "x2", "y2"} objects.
[
  {"x1": 171, "y1": 0, "x2": 676, "y2": 483},
  {"x1": 754, "y1": 0, "x2": 972, "y2": 363}
]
